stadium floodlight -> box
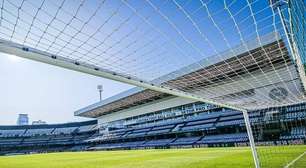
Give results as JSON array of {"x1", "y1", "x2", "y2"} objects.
[
  {"x1": 0, "y1": 0, "x2": 305, "y2": 167},
  {"x1": 97, "y1": 85, "x2": 103, "y2": 101}
]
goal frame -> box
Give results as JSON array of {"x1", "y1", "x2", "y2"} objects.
[{"x1": 0, "y1": 38, "x2": 262, "y2": 167}]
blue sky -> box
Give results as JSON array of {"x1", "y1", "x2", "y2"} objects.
[
  {"x1": 0, "y1": 53, "x2": 132, "y2": 125},
  {"x1": 0, "y1": 0, "x2": 290, "y2": 124},
  {"x1": 0, "y1": 0, "x2": 280, "y2": 81}
]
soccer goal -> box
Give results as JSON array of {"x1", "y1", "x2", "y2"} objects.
[
  {"x1": 249, "y1": 1, "x2": 306, "y2": 167},
  {"x1": 0, "y1": 0, "x2": 305, "y2": 167}
]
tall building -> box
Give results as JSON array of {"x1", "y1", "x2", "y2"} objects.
[{"x1": 17, "y1": 114, "x2": 29, "y2": 125}]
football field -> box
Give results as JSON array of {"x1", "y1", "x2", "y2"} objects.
[{"x1": 0, "y1": 146, "x2": 305, "y2": 168}]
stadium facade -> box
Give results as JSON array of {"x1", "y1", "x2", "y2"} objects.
[
  {"x1": 0, "y1": 32, "x2": 305, "y2": 156},
  {"x1": 73, "y1": 32, "x2": 305, "y2": 152},
  {"x1": 0, "y1": 97, "x2": 305, "y2": 155},
  {"x1": 74, "y1": 32, "x2": 305, "y2": 133}
]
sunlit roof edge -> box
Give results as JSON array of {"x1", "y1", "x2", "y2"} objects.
[{"x1": 74, "y1": 32, "x2": 281, "y2": 117}]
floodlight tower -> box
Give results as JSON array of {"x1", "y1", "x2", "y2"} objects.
[{"x1": 97, "y1": 85, "x2": 103, "y2": 101}]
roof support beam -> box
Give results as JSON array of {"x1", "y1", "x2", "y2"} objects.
[{"x1": 0, "y1": 39, "x2": 244, "y2": 112}]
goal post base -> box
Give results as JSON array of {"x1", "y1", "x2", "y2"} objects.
[{"x1": 242, "y1": 110, "x2": 261, "y2": 168}]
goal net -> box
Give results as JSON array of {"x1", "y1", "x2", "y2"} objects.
[
  {"x1": 249, "y1": 103, "x2": 306, "y2": 167},
  {"x1": 0, "y1": 0, "x2": 305, "y2": 167},
  {"x1": 249, "y1": 1, "x2": 306, "y2": 167}
]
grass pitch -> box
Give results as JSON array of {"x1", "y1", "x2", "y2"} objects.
[{"x1": 0, "y1": 146, "x2": 305, "y2": 168}]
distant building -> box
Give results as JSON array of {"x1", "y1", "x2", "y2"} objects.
[
  {"x1": 17, "y1": 114, "x2": 29, "y2": 125},
  {"x1": 32, "y1": 120, "x2": 47, "y2": 125}
]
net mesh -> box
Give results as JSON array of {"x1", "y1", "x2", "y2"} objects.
[
  {"x1": 289, "y1": 0, "x2": 305, "y2": 64},
  {"x1": 250, "y1": 103, "x2": 306, "y2": 167},
  {"x1": 250, "y1": 1, "x2": 306, "y2": 167},
  {"x1": 0, "y1": 1, "x2": 305, "y2": 167},
  {"x1": 0, "y1": 0, "x2": 304, "y2": 110}
]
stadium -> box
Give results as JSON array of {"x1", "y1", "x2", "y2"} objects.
[{"x1": 0, "y1": 0, "x2": 305, "y2": 168}]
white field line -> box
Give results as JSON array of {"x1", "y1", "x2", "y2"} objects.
[{"x1": 284, "y1": 151, "x2": 306, "y2": 168}]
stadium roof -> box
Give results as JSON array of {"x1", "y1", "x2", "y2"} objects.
[
  {"x1": 1, "y1": 0, "x2": 305, "y2": 121},
  {"x1": 75, "y1": 32, "x2": 304, "y2": 118}
]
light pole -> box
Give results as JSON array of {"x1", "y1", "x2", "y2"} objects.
[{"x1": 97, "y1": 85, "x2": 103, "y2": 101}]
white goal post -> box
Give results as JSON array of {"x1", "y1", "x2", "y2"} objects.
[
  {"x1": 0, "y1": 0, "x2": 305, "y2": 167},
  {"x1": 0, "y1": 36, "x2": 261, "y2": 168}
]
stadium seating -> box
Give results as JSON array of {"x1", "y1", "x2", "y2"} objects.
[
  {"x1": 181, "y1": 123, "x2": 215, "y2": 132},
  {"x1": 121, "y1": 141, "x2": 146, "y2": 148},
  {"x1": 24, "y1": 128, "x2": 54, "y2": 136},
  {"x1": 0, "y1": 129, "x2": 25, "y2": 137},
  {"x1": 198, "y1": 133, "x2": 248, "y2": 144},
  {"x1": 0, "y1": 138, "x2": 22, "y2": 146},
  {"x1": 52, "y1": 127, "x2": 78, "y2": 135},
  {"x1": 147, "y1": 128, "x2": 172, "y2": 135},
  {"x1": 280, "y1": 127, "x2": 306, "y2": 140},
  {"x1": 0, "y1": 103, "x2": 305, "y2": 155},
  {"x1": 170, "y1": 137, "x2": 202, "y2": 146},
  {"x1": 285, "y1": 112, "x2": 306, "y2": 120},
  {"x1": 22, "y1": 137, "x2": 50, "y2": 145},
  {"x1": 77, "y1": 124, "x2": 97, "y2": 133},
  {"x1": 145, "y1": 139, "x2": 175, "y2": 147}
]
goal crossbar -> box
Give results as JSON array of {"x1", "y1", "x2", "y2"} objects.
[{"x1": 0, "y1": 38, "x2": 244, "y2": 112}]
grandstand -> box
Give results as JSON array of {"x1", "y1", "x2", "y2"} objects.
[
  {"x1": 0, "y1": 35, "x2": 305, "y2": 166},
  {"x1": 1, "y1": 37, "x2": 305, "y2": 151},
  {"x1": 0, "y1": 0, "x2": 305, "y2": 167},
  {"x1": 0, "y1": 33, "x2": 305, "y2": 166},
  {"x1": 0, "y1": 101, "x2": 305, "y2": 155},
  {"x1": 0, "y1": 120, "x2": 98, "y2": 154}
]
